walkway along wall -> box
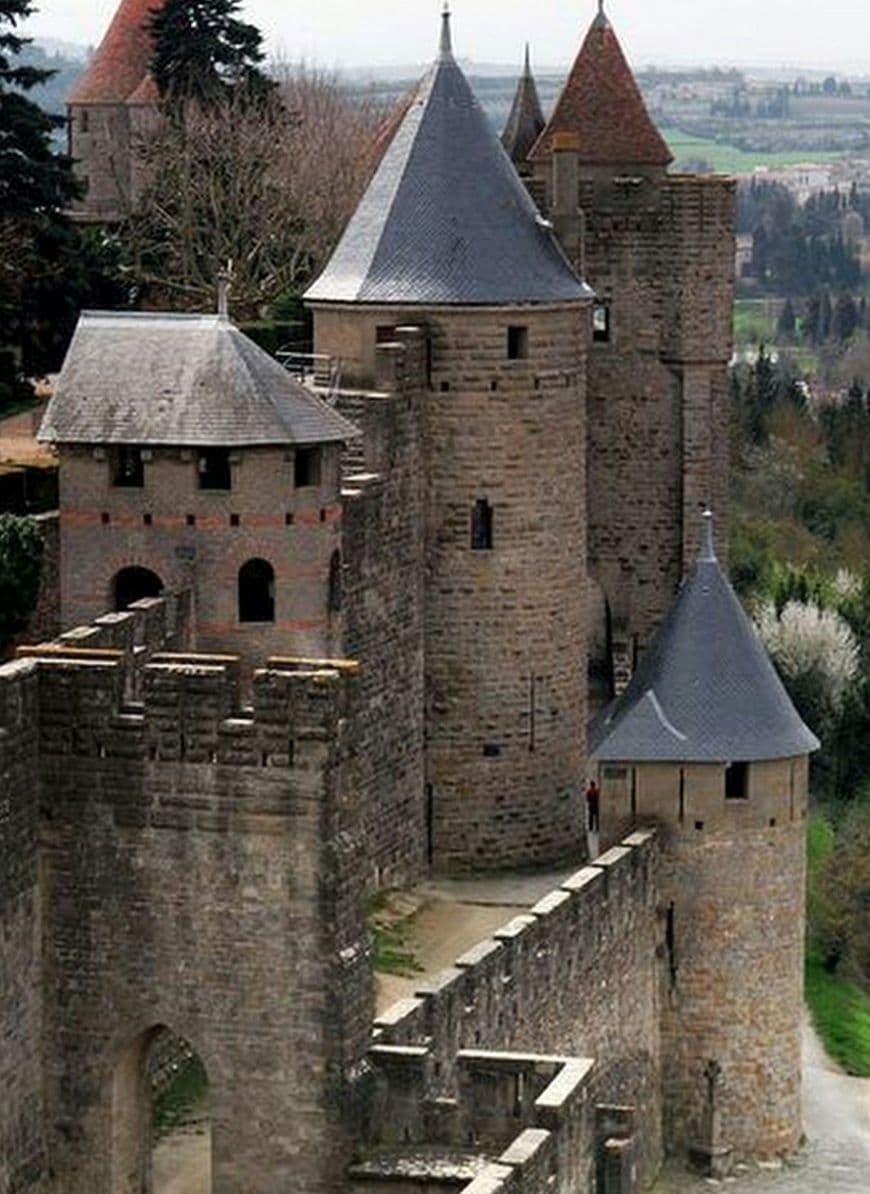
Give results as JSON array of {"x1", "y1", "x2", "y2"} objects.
[{"x1": 370, "y1": 831, "x2": 663, "y2": 1188}]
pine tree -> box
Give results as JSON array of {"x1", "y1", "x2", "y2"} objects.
[
  {"x1": 149, "y1": 0, "x2": 275, "y2": 106},
  {"x1": 777, "y1": 298, "x2": 796, "y2": 342},
  {"x1": 0, "y1": 0, "x2": 79, "y2": 215}
]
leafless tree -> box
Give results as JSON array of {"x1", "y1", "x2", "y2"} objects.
[{"x1": 123, "y1": 67, "x2": 386, "y2": 319}]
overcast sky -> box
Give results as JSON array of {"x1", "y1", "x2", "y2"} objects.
[{"x1": 21, "y1": 0, "x2": 870, "y2": 72}]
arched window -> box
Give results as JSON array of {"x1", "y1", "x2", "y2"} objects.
[
  {"x1": 238, "y1": 558, "x2": 275, "y2": 623},
  {"x1": 113, "y1": 566, "x2": 163, "y2": 611}
]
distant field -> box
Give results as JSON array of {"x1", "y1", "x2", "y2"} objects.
[{"x1": 660, "y1": 126, "x2": 843, "y2": 173}]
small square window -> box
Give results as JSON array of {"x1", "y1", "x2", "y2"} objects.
[
  {"x1": 726, "y1": 762, "x2": 749, "y2": 801},
  {"x1": 593, "y1": 303, "x2": 611, "y2": 343},
  {"x1": 230, "y1": 513, "x2": 240, "y2": 527},
  {"x1": 507, "y1": 326, "x2": 529, "y2": 360},
  {"x1": 295, "y1": 447, "x2": 321, "y2": 489},
  {"x1": 112, "y1": 446, "x2": 144, "y2": 488},
  {"x1": 198, "y1": 449, "x2": 232, "y2": 491},
  {"x1": 186, "y1": 514, "x2": 196, "y2": 527}
]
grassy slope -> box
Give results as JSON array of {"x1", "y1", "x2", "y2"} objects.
[{"x1": 805, "y1": 815, "x2": 870, "y2": 1077}]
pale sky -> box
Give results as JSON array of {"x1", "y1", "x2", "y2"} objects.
[{"x1": 21, "y1": 0, "x2": 870, "y2": 72}]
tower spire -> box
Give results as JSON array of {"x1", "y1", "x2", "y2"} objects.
[
  {"x1": 440, "y1": 3, "x2": 453, "y2": 58},
  {"x1": 700, "y1": 508, "x2": 717, "y2": 563}
]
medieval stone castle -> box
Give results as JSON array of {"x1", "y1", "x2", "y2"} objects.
[{"x1": 1, "y1": 4, "x2": 819, "y2": 1192}]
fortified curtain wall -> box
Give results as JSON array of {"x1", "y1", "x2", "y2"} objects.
[
  {"x1": 338, "y1": 329, "x2": 429, "y2": 890},
  {"x1": 0, "y1": 596, "x2": 373, "y2": 1194},
  {"x1": 368, "y1": 831, "x2": 663, "y2": 1189}
]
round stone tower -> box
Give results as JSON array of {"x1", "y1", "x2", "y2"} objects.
[
  {"x1": 307, "y1": 9, "x2": 593, "y2": 870},
  {"x1": 590, "y1": 512, "x2": 819, "y2": 1166}
]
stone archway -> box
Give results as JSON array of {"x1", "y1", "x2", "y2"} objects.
[
  {"x1": 113, "y1": 566, "x2": 164, "y2": 612},
  {"x1": 112, "y1": 1026, "x2": 211, "y2": 1194}
]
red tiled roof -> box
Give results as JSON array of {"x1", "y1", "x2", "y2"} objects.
[
  {"x1": 68, "y1": 0, "x2": 164, "y2": 105},
  {"x1": 126, "y1": 74, "x2": 160, "y2": 105},
  {"x1": 529, "y1": 13, "x2": 672, "y2": 167}
]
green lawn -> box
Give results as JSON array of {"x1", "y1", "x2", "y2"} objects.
[
  {"x1": 806, "y1": 949, "x2": 870, "y2": 1078},
  {"x1": 661, "y1": 126, "x2": 843, "y2": 174}
]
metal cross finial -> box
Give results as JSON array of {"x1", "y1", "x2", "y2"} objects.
[
  {"x1": 700, "y1": 508, "x2": 717, "y2": 563},
  {"x1": 440, "y1": 2, "x2": 453, "y2": 58}
]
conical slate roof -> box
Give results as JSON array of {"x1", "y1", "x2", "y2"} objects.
[
  {"x1": 68, "y1": 0, "x2": 163, "y2": 104},
  {"x1": 39, "y1": 312, "x2": 359, "y2": 448},
  {"x1": 305, "y1": 11, "x2": 589, "y2": 307},
  {"x1": 529, "y1": 4, "x2": 672, "y2": 167},
  {"x1": 502, "y1": 45, "x2": 547, "y2": 166},
  {"x1": 589, "y1": 515, "x2": 819, "y2": 763}
]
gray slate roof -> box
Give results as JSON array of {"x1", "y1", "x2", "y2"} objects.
[
  {"x1": 305, "y1": 13, "x2": 590, "y2": 308},
  {"x1": 501, "y1": 46, "x2": 547, "y2": 166},
  {"x1": 589, "y1": 517, "x2": 820, "y2": 764},
  {"x1": 39, "y1": 312, "x2": 359, "y2": 447}
]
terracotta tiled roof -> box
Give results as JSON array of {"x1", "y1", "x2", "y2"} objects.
[
  {"x1": 126, "y1": 74, "x2": 160, "y2": 105},
  {"x1": 529, "y1": 11, "x2": 672, "y2": 167},
  {"x1": 68, "y1": 0, "x2": 164, "y2": 105}
]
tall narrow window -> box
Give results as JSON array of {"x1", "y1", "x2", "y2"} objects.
[
  {"x1": 328, "y1": 549, "x2": 342, "y2": 613},
  {"x1": 238, "y1": 558, "x2": 275, "y2": 623},
  {"x1": 80, "y1": 110, "x2": 89, "y2": 134},
  {"x1": 592, "y1": 303, "x2": 611, "y2": 343},
  {"x1": 471, "y1": 499, "x2": 493, "y2": 551},
  {"x1": 112, "y1": 446, "x2": 144, "y2": 488},
  {"x1": 295, "y1": 447, "x2": 321, "y2": 489},
  {"x1": 725, "y1": 762, "x2": 749, "y2": 801},
  {"x1": 507, "y1": 326, "x2": 529, "y2": 360},
  {"x1": 198, "y1": 448, "x2": 231, "y2": 490}
]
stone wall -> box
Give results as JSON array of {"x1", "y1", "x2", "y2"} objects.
[
  {"x1": 337, "y1": 330, "x2": 427, "y2": 888},
  {"x1": 372, "y1": 831, "x2": 662, "y2": 1187},
  {"x1": 529, "y1": 165, "x2": 735, "y2": 658},
  {"x1": 68, "y1": 103, "x2": 132, "y2": 222},
  {"x1": 57, "y1": 443, "x2": 345, "y2": 674},
  {"x1": 0, "y1": 601, "x2": 373, "y2": 1193},
  {"x1": 598, "y1": 757, "x2": 808, "y2": 1159},
  {"x1": 0, "y1": 658, "x2": 46, "y2": 1192}
]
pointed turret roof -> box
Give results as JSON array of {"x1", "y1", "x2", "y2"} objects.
[
  {"x1": 68, "y1": 0, "x2": 163, "y2": 105},
  {"x1": 529, "y1": 4, "x2": 672, "y2": 167},
  {"x1": 589, "y1": 513, "x2": 819, "y2": 763},
  {"x1": 305, "y1": 9, "x2": 590, "y2": 307},
  {"x1": 502, "y1": 45, "x2": 546, "y2": 166}
]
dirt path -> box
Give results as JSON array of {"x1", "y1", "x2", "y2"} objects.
[{"x1": 657, "y1": 1017, "x2": 870, "y2": 1191}]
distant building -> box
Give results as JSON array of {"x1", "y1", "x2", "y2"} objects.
[{"x1": 66, "y1": 0, "x2": 162, "y2": 221}]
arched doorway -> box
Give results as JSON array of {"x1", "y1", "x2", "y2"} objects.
[
  {"x1": 112, "y1": 1026, "x2": 211, "y2": 1194},
  {"x1": 113, "y1": 566, "x2": 164, "y2": 612},
  {"x1": 238, "y1": 558, "x2": 275, "y2": 623}
]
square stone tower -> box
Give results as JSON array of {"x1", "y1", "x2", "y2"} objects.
[{"x1": 507, "y1": 4, "x2": 736, "y2": 688}]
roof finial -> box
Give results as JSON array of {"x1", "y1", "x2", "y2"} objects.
[
  {"x1": 217, "y1": 259, "x2": 233, "y2": 320},
  {"x1": 440, "y1": 2, "x2": 453, "y2": 58},
  {"x1": 700, "y1": 508, "x2": 717, "y2": 563},
  {"x1": 595, "y1": 0, "x2": 608, "y2": 26},
  {"x1": 524, "y1": 42, "x2": 531, "y2": 76}
]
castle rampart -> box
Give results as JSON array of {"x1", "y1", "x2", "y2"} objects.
[
  {"x1": 0, "y1": 597, "x2": 373, "y2": 1193},
  {"x1": 370, "y1": 831, "x2": 662, "y2": 1187}
]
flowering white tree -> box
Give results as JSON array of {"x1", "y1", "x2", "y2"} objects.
[{"x1": 755, "y1": 599, "x2": 860, "y2": 733}]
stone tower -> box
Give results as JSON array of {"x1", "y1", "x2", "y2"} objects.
[
  {"x1": 591, "y1": 512, "x2": 819, "y2": 1166},
  {"x1": 67, "y1": 0, "x2": 162, "y2": 221},
  {"x1": 524, "y1": 3, "x2": 736, "y2": 681},
  {"x1": 307, "y1": 10, "x2": 594, "y2": 871},
  {"x1": 39, "y1": 310, "x2": 358, "y2": 675}
]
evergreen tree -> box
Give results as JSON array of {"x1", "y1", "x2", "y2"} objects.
[
  {"x1": 834, "y1": 293, "x2": 859, "y2": 343},
  {"x1": 0, "y1": 0, "x2": 78, "y2": 215},
  {"x1": 149, "y1": 0, "x2": 275, "y2": 106}
]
